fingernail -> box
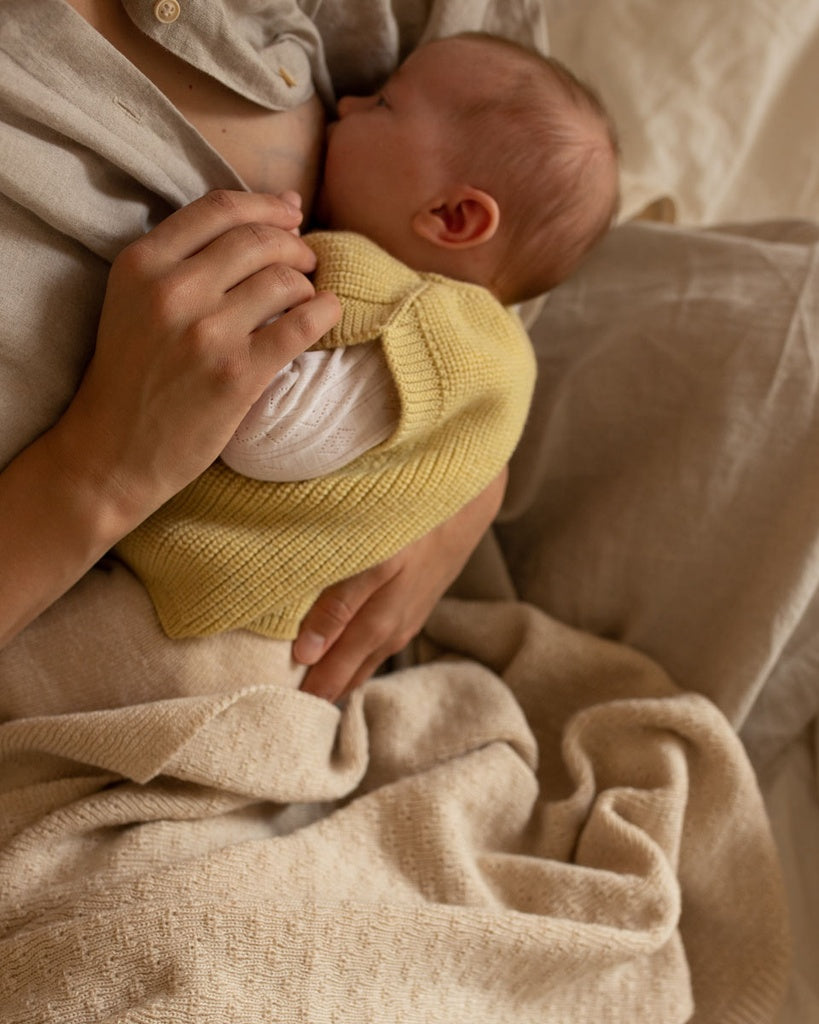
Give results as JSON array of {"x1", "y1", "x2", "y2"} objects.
[
  {"x1": 294, "y1": 630, "x2": 325, "y2": 665},
  {"x1": 281, "y1": 191, "x2": 303, "y2": 215}
]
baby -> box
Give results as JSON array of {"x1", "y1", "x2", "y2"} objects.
[
  {"x1": 117, "y1": 32, "x2": 620, "y2": 641},
  {"x1": 219, "y1": 32, "x2": 620, "y2": 484}
]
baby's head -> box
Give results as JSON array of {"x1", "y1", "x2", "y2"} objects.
[{"x1": 317, "y1": 33, "x2": 620, "y2": 304}]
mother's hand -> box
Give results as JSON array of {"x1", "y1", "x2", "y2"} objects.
[
  {"x1": 294, "y1": 469, "x2": 508, "y2": 702},
  {"x1": 61, "y1": 189, "x2": 341, "y2": 527},
  {"x1": 0, "y1": 191, "x2": 340, "y2": 647}
]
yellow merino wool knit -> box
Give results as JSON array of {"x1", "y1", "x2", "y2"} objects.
[{"x1": 116, "y1": 231, "x2": 537, "y2": 639}]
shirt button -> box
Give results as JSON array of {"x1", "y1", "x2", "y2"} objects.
[{"x1": 153, "y1": 0, "x2": 181, "y2": 23}]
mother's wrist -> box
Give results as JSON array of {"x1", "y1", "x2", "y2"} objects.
[
  {"x1": 39, "y1": 413, "x2": 156, "y2": 552},
  {"x1": 0, "y1": 421, "x2": 153, "y2": 647}
]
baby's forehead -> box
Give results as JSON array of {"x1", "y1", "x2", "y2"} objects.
[
  {"x1": 402, "y1": 36, "x2": 504, "y2": 79},
  {"x1": 405, "y1": 36, "x2": 555, "y2": 119},
  {"x1": 394, "y1": 41, "x2": 497, "y2": 111},
  {"x1": 417, "y1": 35, "x2": 533, "y2": 75}
]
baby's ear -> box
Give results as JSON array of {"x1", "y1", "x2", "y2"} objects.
[{"x1": 412, "y1": 187, "x2": 500, "y2": 249}]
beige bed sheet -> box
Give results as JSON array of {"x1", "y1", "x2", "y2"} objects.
[{"x1": 542, "y1": 0, "x2": 819, "y2": 225}]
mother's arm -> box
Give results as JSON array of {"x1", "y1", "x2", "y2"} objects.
[{"x1": 0, "y1": 190, "x2": 340, "y2": 647}]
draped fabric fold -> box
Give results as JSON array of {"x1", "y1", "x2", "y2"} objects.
[{"x1": 0, "y1": 575, "x2": 788, "y2": 1022}]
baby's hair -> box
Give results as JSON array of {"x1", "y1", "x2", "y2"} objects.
[{"x1": 439, "y1": 33, "x2": 620, "y2": 303}]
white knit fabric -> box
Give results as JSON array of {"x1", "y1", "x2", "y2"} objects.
[{"x1": 221, "y1": 341, "x2": 399, "y2": 481}]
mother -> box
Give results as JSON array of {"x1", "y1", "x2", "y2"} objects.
[{"x1": 0, "y1": 0, "x2": 509, "y2": 702}]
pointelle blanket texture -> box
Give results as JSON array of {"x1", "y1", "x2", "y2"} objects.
[{"x1": 0, "y1": 563, "x2": 788, "y2": 1022}]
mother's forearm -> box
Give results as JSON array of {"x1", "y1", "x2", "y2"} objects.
[{"x1": 0, "y1": 427, "x2": 138, "y2": 647}]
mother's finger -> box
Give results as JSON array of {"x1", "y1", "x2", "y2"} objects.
[
  {"x1": 215, "y1": 260, "x2": 316, "y2": 343},
  {"x1": 189, "y1": 220, "x2": 317, "y2": 294},
  {"x1": 250, "y1": 289, "x2": 342, "y2": 376},
  {"x1": 296, "y1": 556, "x2": 411, "y2": 703},
  {"x1": 134, "y1": 190, "x2": 304, "y2": 265},
  {"x1": 297, "y1": 572, "x2": 411, "y2": 704},
  {"x1": 293, "y1": 562, "x2": 391, "y2": 668},
  {"x1": 304, "y1": 635, "x2": 390, "y2": 705}
]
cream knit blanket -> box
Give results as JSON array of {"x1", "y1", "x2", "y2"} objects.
[{"x1": 0, "y1": 562, "x2": 788, "y2": 1022}]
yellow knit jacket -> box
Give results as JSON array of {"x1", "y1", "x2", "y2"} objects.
[{"x1": 116, "y1": 232, "x2": 537, "y2": 639}]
